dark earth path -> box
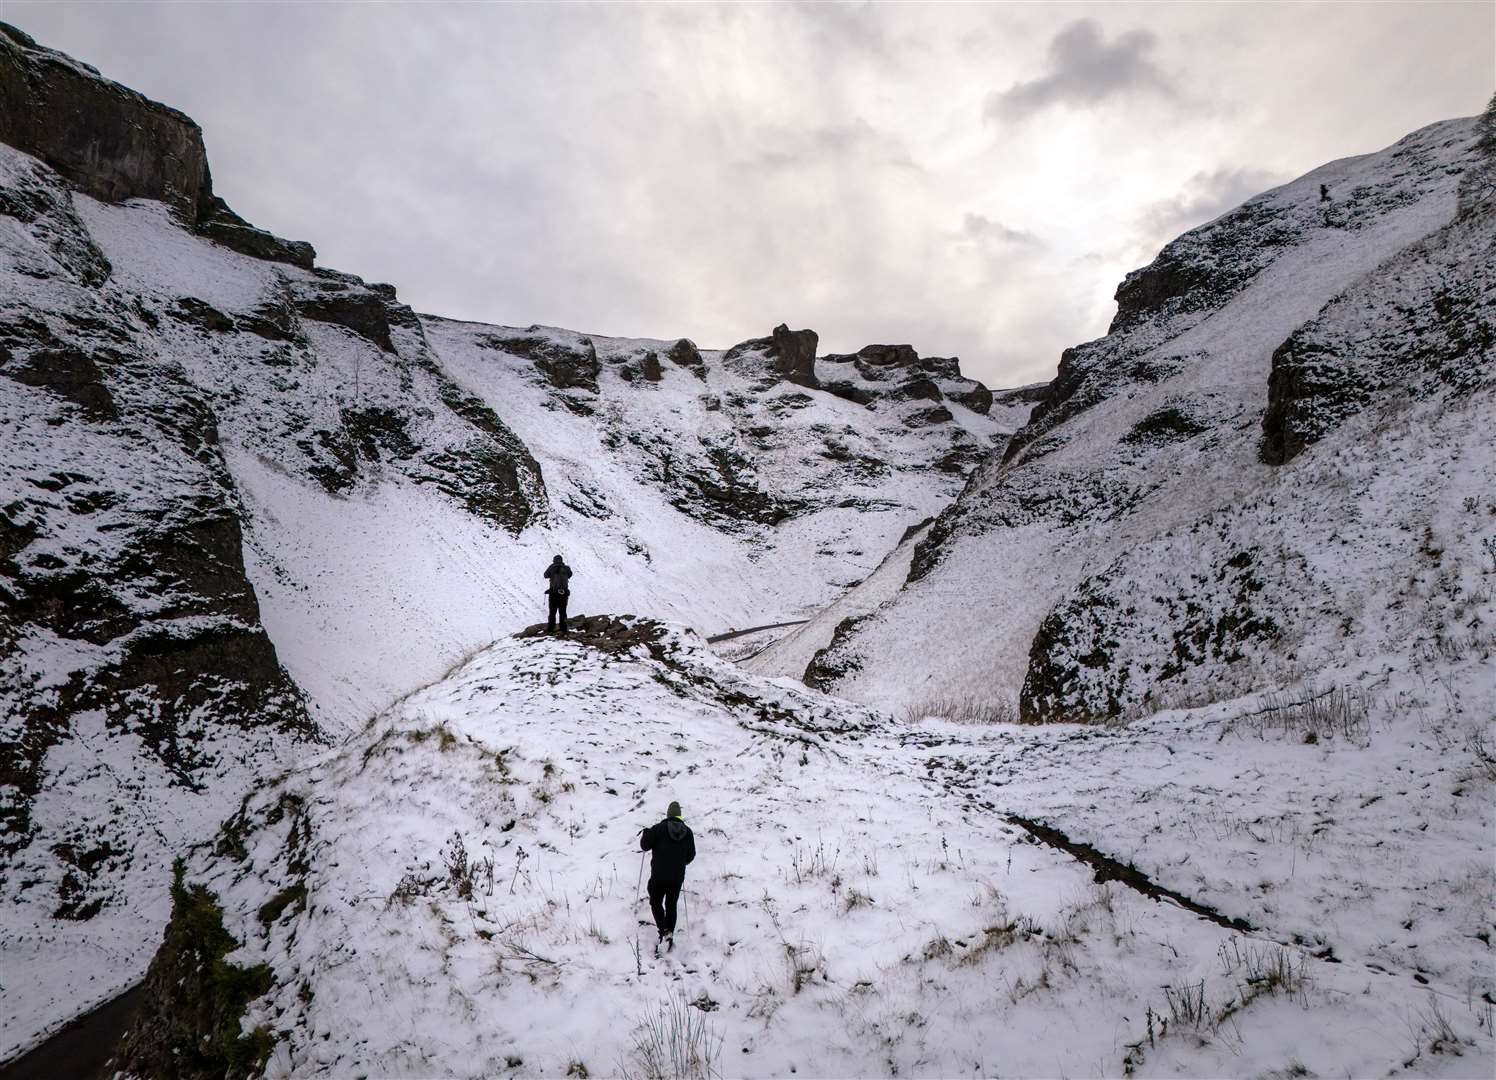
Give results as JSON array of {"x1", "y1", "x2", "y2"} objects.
[{"x1": 0, "y1": 982, "x2": 144, "y2": 1080}]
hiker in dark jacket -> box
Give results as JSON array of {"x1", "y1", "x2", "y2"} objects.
[
  {"x1": 544, "y1": 555, "x2": 572, "y2": 634},
  {"x1": 640, "y1": 800, "x2": 695, "y2": 949}
]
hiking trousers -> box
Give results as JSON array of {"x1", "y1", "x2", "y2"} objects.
[
  {"x1": 648, "y1": 876, "x2": 682, "y2": 937},
  {"x1": 547, "y1": 592, "x2": 568, "y2": 633}
]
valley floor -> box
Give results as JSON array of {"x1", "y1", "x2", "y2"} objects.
[{"x1": 186, "y1": 622, "x2": 1493, "y2": 1079}]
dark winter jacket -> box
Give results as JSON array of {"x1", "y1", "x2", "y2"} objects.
[
  {"x1": 544, "y1": 560, "x2": 572, "y2": 596},
  {"x1": 640, "y1": 817, "x2": 695, "y2": 883}
]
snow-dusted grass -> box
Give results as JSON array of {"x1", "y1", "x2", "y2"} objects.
[{"x1": 178, "y1": 627, "x2": 1492, "y2": 1078}]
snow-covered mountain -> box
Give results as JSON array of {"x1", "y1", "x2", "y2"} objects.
[
  {"x1": 771, "y1": 115, "x2": 1494, "y2": 724},
  {"x1": 0, "y1": 22, "x2": 1020, "y2": 1059},
  {"x1": 3, "y1": 19, "x2": 1493, "y2": 1079}
]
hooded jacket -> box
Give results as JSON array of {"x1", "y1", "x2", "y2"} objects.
[{"x1": 640, "y1": 817, "x2": 695, "y2": 883}]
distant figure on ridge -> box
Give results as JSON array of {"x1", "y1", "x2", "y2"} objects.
[
  {"x1": 1320, "y1": 183, "x2": 1331, "y2": 202},
  {"x1": 640, "y1": 800, "x2": 695, "y2": 953},
  {"x1": 544, "y1": 555, "x2": 572, "y2": 634}
]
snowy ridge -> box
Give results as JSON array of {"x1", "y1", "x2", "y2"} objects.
[{"x1": 136, "y1": 623, "x2": 1494, "y2": 1077}]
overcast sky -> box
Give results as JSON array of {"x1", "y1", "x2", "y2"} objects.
[{"x1": 8, "y1": 2, "x2": 1492, "y2": 386}]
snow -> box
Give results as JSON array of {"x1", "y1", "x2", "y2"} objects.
[
  {"x1": 189, "y1": 625, "x2": 1494, "y2": 1078},
  {"x1": 2, "y1": 137, "x2": 1025, "y2": 1062},
  {"x1": 3, "y1": 75, "x2": 1491, "y2": 1080}
]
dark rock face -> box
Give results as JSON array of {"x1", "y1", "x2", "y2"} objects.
[
  {"x1": 481, "y1": 330, "x2": 602, "y2": 393},
  {"x1": 0, "y1": 343, "x2": 117, "y2": 419},
  {"x1": 196, "y1": 194, "x2": 315, "y2": 269},
  {"x1": 803, "y1": 614, "x2": 870, "y2": 691},
  {"x1": 291, "y1": 274, "x2": 396, "y2": 352},
  {"x1": 903, "y1": 404, "x2": 953, "y2": 428},
  {"x1": 1261, "y1": 195, "x2": 1495, "y2": 465},
  {"x1": 1122, "y1": 403, "x2": 1210, "y2": 447},
  {"x1": 1110, "y1": 196, "x2": 1297, "y2": 334},
  {"x1": 1018, "y1": 547, "x2": 1285, "y2": 724},
  {"x1": 723, "y1": 323, "x2": 820, "y2": 388},
  {"x1": 947, "y1": 382, "x2": 993, "y2": 414},
  {"x1": 0, "y1": 22, "x2": 207, "y2": 218},
  {"x1": 851, "y1": 343, "x2": 918, "y2": 369},
  {"x1": 667, "y1": 337, "x2": 705, "y2": 378},
  {"x1": 818, "y1": 342, "x2": 995, "y2": 418},
  {"x1": 600, "y1": 425, "x2": 795, "y2": 529},
  {"x1": 0, "y1": 21, "x2": 314, "y2": 268}
]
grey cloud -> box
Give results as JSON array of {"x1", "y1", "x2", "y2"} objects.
[
  {"x1": 1138, "y1": 167, "x2": 1289, "y2": 240},
  {"x1": 740, "y1": 118, "x2": 921, "y2": 172},
  {"x1": 960, "y1": 213, "x2": 1042, "y2": 249},
  {"x1": 986, "y1": 19, "x2": 1174, "y2": 123}
]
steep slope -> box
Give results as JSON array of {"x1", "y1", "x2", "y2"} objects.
[
  {"x1": 809, "y1": 117, "x2": 1492, "y2": 723},
  {"x1": 121, "y1": 622, "x2": 1494, "y2": 1078}
]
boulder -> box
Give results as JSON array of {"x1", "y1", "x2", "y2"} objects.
[
  {"x1": 946, "y1": 381, "x2": 993, "y2": 414},
  {"x1": 666, "y1": 338, "x2": 705, "y2": 378},
  {"x1": 723, "y1": 324, "x2": 819, "y2": 388}
]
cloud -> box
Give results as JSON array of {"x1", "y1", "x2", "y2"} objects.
[
  {"x1": 1137, "y1": 167, "x2": 1289, "y2": 240},
  {"x1": 985, "y1": 19, "x2": 1175, "y2": 123},
  {"x1": 740, "y1": 118, "x2": 921, "y2": 172},
  {"x1": 959, "y1": 212, "x2": 1043, "y2": 249}
]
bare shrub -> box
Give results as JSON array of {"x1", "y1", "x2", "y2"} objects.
[
  {"x1": 1164, "y1": 980, "x2": 1209, "y2": 1028},
  {"x1": 620, "y1": 988, "x2": 723, "y2": 1080},
  {"x1": 788, "y1": 836, "x2": 840, "y2": 885},
  {"x1": 901, "y1": 694, "x2": 1017, "y2": 725},
  {"x1": 385, "y1": 871, "x2": 430, "y2": 908},
  {"x1": 1465, "y1": 722, "x2": 1496, "y2": 781},
  {"x1": 443, "y1": 833, "x2": 472, "y2": 899},
  {"x1": 783, "y1": 938, "x2": 825, "y2": 994},
  {"x1": 1215, "y1": 938, "x2": 1311, "y2": 1021},
  {"x1": 922, "y1": 933, "x2": 953, "y2": 961},
  {"x1": 1224, "y1": 683, "x2": 1371, "y2": 743}
]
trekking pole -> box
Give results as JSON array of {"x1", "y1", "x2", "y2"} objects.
[{"x1": 635, "y1": 848, "x2": 646, "y2": 908}]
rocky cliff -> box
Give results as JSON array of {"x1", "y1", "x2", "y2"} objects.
[
  {"x1": 0, "y1": 21, "x2": 314, "y2": 268},
  {"x1": 793, "y1": 115, "x2": 1494, "y2": 725}
]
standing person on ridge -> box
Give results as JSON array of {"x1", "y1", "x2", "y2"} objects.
[
  {"x1": 543, "y1": 555, "x2": 572, "y2": 634},
  {"x1": 640, "y1": 800, "x2": 695, "y2": 953}
]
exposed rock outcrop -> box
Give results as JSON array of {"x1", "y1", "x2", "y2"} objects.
[
  {"x1": 0, "y1": 21, "x2": 314, "y2": 268},
  {"x1": 819, "y1": 342, "x2": 994, "y2": 416},
  {"x1": 479, "y1": 327, "x2": 601, "y2": 393},
  {"x1": 723, "y1": 323, "x2": 819, "y2": 388}
]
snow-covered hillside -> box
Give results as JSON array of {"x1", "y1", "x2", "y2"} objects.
[
  {"x1": 0, "y1": 21, "x2": 1020, "y2": 1061},
  {"x1": 797, "y1": 117, "x2": 1494, "y2": 723},
  {"x1": 4, "y1": 18, "x2": 1493, "y2": 1078},
  {"x1": 123, "y1": 621, "x2": 1494, "y2": 1078}
]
